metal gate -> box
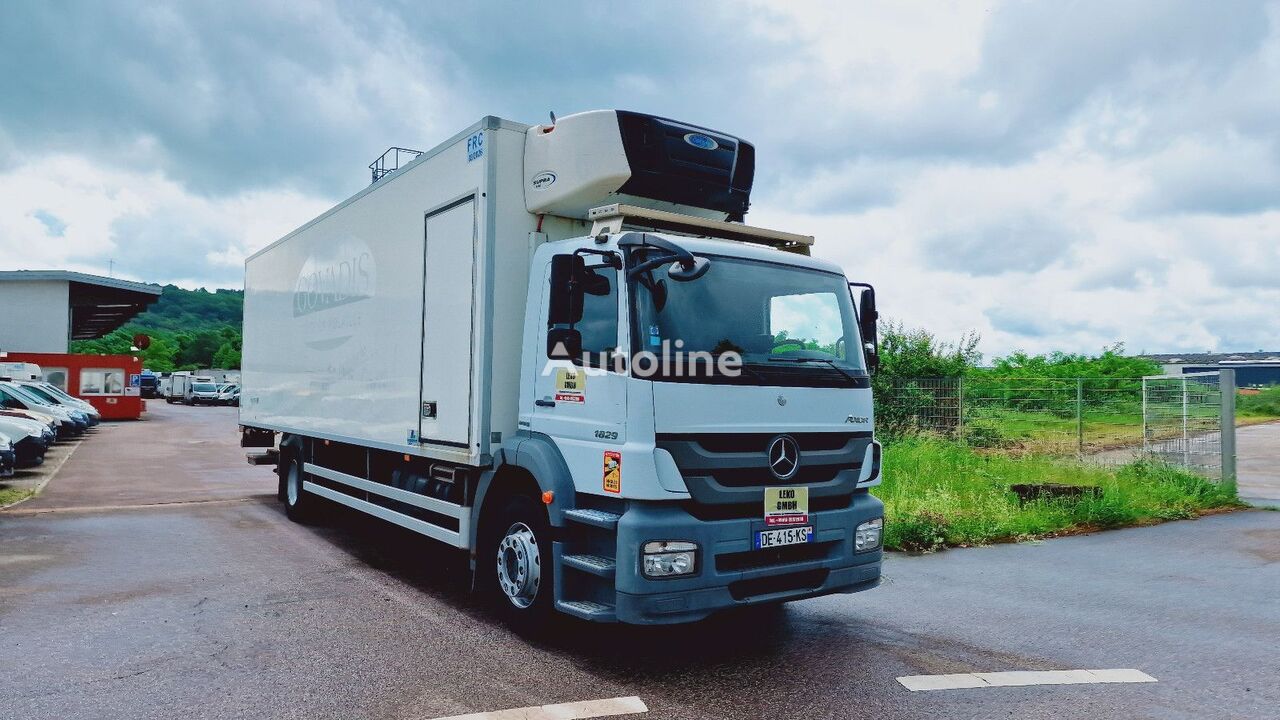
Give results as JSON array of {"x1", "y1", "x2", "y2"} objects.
[{"x1": 1142, "y1": 370, "x2": 1237, "y2": 482}]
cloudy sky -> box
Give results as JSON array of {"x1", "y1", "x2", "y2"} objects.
[{"x1": 1, "y1": 1, "x2": 1277, "y2": 358}]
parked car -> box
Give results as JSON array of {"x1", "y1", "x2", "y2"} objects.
[
  {"x1": 0, "y1": 408, "x2": 60, "y2": 442},
  {"x1": 0, "y1": 415, "x2": 49, "y2": 467},
  {"x1": 0, "y1": 433, "x2": 14, "y2": 478},
  {"x1": 186, "y1": 380, "x2": 221, "y2": 406},
  {"x1": 0, "y1": 382, "x2": 86, "y2": 437},
  {"x1": 216, "y1": 383, "x2": 240, "y2": 406},
  {"x1": 17, "y1": 382, "x2": 101, "y2": 426}
]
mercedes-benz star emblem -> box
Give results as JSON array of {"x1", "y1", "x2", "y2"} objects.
[{"x1": 767, "y1": 435, "x2": 800, "y2": 480}]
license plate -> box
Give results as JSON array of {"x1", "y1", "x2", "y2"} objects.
[{"x1": 755, "y1": 526, "x2": 814, "y2": 550}]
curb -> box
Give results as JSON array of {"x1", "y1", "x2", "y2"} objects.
[{"x1": 0, "y1": 437, "x2": 85, "y2": 512}]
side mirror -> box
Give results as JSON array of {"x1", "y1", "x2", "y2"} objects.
[
  {"x1": 668, "y1": 256, "x2": 710, "y2": 282},
  {"x1": 548, "y1": 254, "x2": 585, "y2": 326},
  {"x1": 850, "y1": 283, "x2": 879, "y2": 373},
  {"x1": 547, "y1": 328, "x2": 582, "y2": 359}
]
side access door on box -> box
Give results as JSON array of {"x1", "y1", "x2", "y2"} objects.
[{"x1": 419, "y1": 195, "x2": 478, "y2": 458}]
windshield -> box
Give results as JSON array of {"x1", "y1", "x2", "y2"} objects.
[
  {"x1": 40, "y1": 383, "x2": 78, "y2": 402},
  {"x1": 3, "y1": 384, "x2": 55, "y2": 408},
  {"x1": 632, "y1": 254, "x2": 865, "y2": 387},
  {"x1": 19, "y1": 384, "x2": 62, "y2": 404},
  {"x1": 194, "y1": 383, "x2": 217, "y2": 392}
]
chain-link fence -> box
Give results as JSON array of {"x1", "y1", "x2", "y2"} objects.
[{"x1": 879, "y1": 370, "x2": 1237, "y2": 480}]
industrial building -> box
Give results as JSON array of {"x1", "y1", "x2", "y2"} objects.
[
  {"x1": 1142, "y1": 352, "x2": 1280, "y2": 387},
  {"x1": 0, "y1": 271, "x2": 160, "y2": 353}
]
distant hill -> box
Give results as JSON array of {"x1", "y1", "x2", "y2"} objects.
[
  {"x1": 130, "y1": 284, "x2": 243, "y2": 334},
  {"x1": 70, "y1": 284, "x2": 244, "y2": 371}
]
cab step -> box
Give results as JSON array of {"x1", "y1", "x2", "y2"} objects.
[
  {"x1": 555, "y1": 599, "x2": 616, "y2": 622},
  {"x1": 562, "y1": 553, "x2": 616, "y2": 578},
  {"x1": 562, "y1": 508, "x2": 620, "y2": 531},
  {"x1": 246, "y1": 448, "x2": 279, "y2": 466}
]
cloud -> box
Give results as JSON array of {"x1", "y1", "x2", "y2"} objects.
[
  {"x1": 2, "y1": 0, "x2": 1279, "y2": 359},
  {"x1": 0, "y1": 154, "x2": 331, "y2": 288}
]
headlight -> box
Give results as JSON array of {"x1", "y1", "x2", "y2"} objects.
[
  {"x1": 0, "y1": 440, "x2": 11, "y2": 452},
  {"x1": 855, "y1": 518, "x2": 883, "y2": 553},
  {"x1": 641, "y1": 541, "x2": 698, "y2": 578}
]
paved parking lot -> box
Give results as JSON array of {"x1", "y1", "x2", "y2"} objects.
[{"x1": 2, "y1": 402, "x2": 1277, "y2": 719}]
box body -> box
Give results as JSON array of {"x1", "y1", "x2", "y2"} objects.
[{"x1": 242, "y1": 118, "x2": 571, "y2": 466}]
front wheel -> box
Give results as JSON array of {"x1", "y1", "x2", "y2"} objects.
[{"x1": 485, "y1": 494, "x2": 554, "y2": 628}]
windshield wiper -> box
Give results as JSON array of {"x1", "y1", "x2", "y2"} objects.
[{"x1": 766, "y1": 356, "x2": 862, "y2": 383}]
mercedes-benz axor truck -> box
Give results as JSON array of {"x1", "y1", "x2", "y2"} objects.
[{"x1": 241, "y1": 110, "x2": 884, "y2": 626}]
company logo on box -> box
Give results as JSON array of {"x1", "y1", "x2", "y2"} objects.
[{"x1": 293, "y1": 240, "x2": 376, "y2": 318}]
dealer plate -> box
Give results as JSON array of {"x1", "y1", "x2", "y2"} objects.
[
  {"x1": 764, "y1": 485, "x2": 809, "y2": 526},
  {"x1": 755, "y1": 526, "x2": 814, "y2": 550}
]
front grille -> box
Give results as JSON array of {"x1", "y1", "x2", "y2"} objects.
[
  {"x1": 729, "y1": 570, "x2": 829, "y2": 600},
  {"x1": 658, "y1": 431, "x2": 873, "y2": 505},
  {"x1": 716, "y1": 541, "x2": 838, "y2": 573}
]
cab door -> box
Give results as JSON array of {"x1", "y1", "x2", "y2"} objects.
[{"x1": 529, "y1": 255, "x2": 628, "y2": 495}]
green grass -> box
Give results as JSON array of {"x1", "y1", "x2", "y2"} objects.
[
  {"x1": 0, "y1": 486, "x2": 33, "y2": 508},
  {"x1": 873, "y1": 437, "x2": 1242, "y2": 551},
  {"x1": 1238, "y1": 385, "x2": 1280, "y2": 418}
]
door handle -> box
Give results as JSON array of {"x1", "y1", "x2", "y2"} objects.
[{"x1": 535, "y1": 399, "x2": 556, "y2": 408}]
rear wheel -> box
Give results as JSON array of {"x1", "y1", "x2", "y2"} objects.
[
  {"x1": 485, "y1": 494, "x2": 554, "y2": 628},
  {"x1": 281, "y1": 450, "x2": 315, "y2": 523}
]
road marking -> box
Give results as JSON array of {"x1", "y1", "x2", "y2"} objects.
[
  {"x1": 430, "y1": 696, "x2": 647, "y2": 720},
  {"x1": 3, "y1": 494, "x2": 275, "y2": 516},
  {"x1": 897, "y1": 669, "x2": 1157, "y2": 692}
]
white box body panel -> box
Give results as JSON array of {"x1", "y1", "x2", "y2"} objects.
[{"x1": 241, "y1": 119, "x2": 575, "y2": 466}]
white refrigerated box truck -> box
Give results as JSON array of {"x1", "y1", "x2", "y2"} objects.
[{"x1": 241, "y1": 110, "x2": 884, "y2": 626}]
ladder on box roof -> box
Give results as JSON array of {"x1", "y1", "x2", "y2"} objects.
[{"x1": 586, "y1": 203, "x2": 814, "y2": 255}]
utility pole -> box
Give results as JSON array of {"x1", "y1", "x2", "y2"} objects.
[{"x1": 108, "y1": 259, "x2": 115, "y2": 277}]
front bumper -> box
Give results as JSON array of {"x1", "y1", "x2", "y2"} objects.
[
  {"x1": 13, "y1": 436, "x2": 46, "y2": 468},
  {"x1": 0, "y1": 449, "x2": 14, "y2": 477},
  {"x1": 610, "y1": 492, "x2": 883, "y2": 624}
]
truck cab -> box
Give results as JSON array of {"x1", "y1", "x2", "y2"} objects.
[{"x1": 498, "y1": 221, "x2": 882, "y2": 623}]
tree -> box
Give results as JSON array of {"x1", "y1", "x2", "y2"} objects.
[{"x1": 212, "y1": 342, "x2": 241, "y2": 370}]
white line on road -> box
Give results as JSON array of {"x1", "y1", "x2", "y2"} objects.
[
  {"x1": 897, "y1": 669, "x2": 1157, "y2": 692},
  {"x1": 430, "y1": 696, "x2": 648, "y2": 720}
]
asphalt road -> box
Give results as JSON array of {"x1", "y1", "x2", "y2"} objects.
[{"x1": 1, "y1": 402, "x2": 1277, "y2": 719}]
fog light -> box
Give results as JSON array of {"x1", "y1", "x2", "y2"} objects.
[
  {"x1": 641, "y1": 541, "x2": 698, "y2": 578},
  {"x1": 855, "y1": 518, "x2": 883, "y2": 553}
]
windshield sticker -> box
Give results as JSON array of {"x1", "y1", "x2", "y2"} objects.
[
  {"x1": 649, "y1": 325, "x2": 661, "y2": 347},
  {"x1": 554, "y1": 368, "x2": 586, "y2": 404},
  {"x1": 603, "y1": 451, "x2": 621, "y2": 493}
]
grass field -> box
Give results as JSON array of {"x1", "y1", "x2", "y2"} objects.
[{"x1": 874, "y1": 437, "x2": 1242, "y2": 551}]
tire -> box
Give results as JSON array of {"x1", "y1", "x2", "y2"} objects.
[
  {"x1": 280, "y1": 449, "x2": 315, "y2": 523},
  {"x1": 484, "y1": 494, "x2": 555, "y2": 628}
]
